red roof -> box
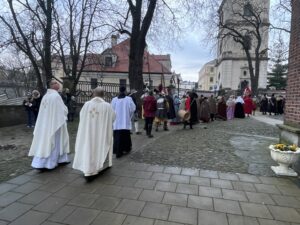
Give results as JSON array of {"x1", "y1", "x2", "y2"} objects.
[{"x1": 83, "y1": 39, "x2": 171, "y2": 74}]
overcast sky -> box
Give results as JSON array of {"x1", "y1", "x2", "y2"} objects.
[{"x1": 149, "y1": 0, "x2": 283, "y2": 82}]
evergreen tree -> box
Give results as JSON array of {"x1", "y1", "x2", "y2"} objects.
[
  {"x1": 267, "y1": 59, "x2": 288, "y2": 89},
  {"x1": 268, "y1": 37, "x2": 288, "y2": 90}
]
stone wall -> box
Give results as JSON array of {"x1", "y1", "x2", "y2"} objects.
[
  {"x1": 284, "y1": 0, "x2": 300, "y2": 128},
  {"x1": 0, "y1": 105, "x2": 27, "y2": 127}
]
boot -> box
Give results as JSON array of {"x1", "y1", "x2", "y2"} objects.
[
  {"x1": 163, "y1": 121, "x2": 169, "y2": 131},
  {"x1": 148, "y1": 124, "x2": 153, "y2": 138}
]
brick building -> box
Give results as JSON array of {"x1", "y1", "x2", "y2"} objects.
[
  {"x1": 284, "y1": 0, "x2": 300, "y2": 128},
  {"x1": 276, "y1": 0, "x2": 300, "y2": 175}
]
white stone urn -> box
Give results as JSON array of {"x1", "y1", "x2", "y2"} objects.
[{"x1": 269, "y1": 145, "x2": 300, "y2": 177}]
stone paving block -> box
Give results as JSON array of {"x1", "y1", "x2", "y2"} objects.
[
  {"x1": 181, "y1": 168, "x2": 199, "y2": 176},
  {"x1": 53, "y1": 186, "x2": 82, "y2": 199},
  {"x1": 7, "y1": 175, "x2": 32, "y2": 185},
  {"x1": 214, "y1": 198, "x2": 242, "y2": 215},
  {"x1": 198, "y1": 210, "x2": 228, "y2": 225},
  {"x1": 135, "y1": 179, "x2": 156, "y2": 189},
  {"x1": 222, "y1": 189, "x2": 248, "y2": 201},
  {"x1": 41, "y1": 222, "x2": 62, "y2": 225},
  {"x1": 199, "y1": 170, "x2": 219, "y2": 179},
  {"x1": 139, "y1": 190, "x2": 164, "y2": 203},
  {"x1": 48, "y1": 205, "x2": 76, "y2": 223},
  {"x1": 122, "y1": 215, "x2": 154, "y2": 225},
  {"x1": 227, "y1": 214, "x2": 259, "y2": 225},
  {"x1": 162, "y1": 192, "x2": 188, "y2": 207},
  {"x1": 218, "y1": 172, "x2": 239, "y2": 181},
  {"x1": 232, "y1": 181, "x2": 256, "y2": 192},
  {"x1": 12, "y1": 182, "x2": 42, "y2": 194},
  {"x1": 147, "y1": 165, "x2": 165, "y2": 172},
  {"x1": 51, "y1": 173, "x2": 80, "y2": 183},
  {"x1": 190, "y1": 177, "x2": 210, "y2": 186},
  {"x1": 0, "y1": 192, "x2": 24, "y2": 207},
  {"x1": 0, "y1": 183, "x2": 18, "y2": 195},
  {"x1": 31, "y1": 174, "x2": 52, "y2": 184},
  {"x1": 258, "y1": 218, "x2": 290, "y2": 225},
  {"x1": 9, "y1": 210, "x2": 49, "y2": 225},
  {"x1": 187, "y1": 195, "x2": 213, "y2": 210},
  {"x1": 267, "y1": 205, "x2": 300, "y2": 223},
  {"x1": 211, "y1": 179, "x2": 233, "y2": 189},
  {"x1": 155, "y1": 182, "x2": 177, "y2": 192},
  {"x1": 258, "y1": 177, "x2": 292, "y2": 185},
  {"x1": 168, "y1": 206, "x2": 197, "y2": 225},
  {"x1": 63, "y1": 207, "x2": 99, "y2": 225},
  {"x1": 91, "y1": 211, "x2": 126, "y2": 225},
  {"x1": 199, "y1": 186, "x2": 222, "y2": 198},
  {"x1": 276, "y1": 185, "x2": 300, "y2": 197},
  {"x1": 112, "y1": 169, "x2": 136, "y2": 178},
  {"x1": 0, "y1": 202, "x2": 32, "y2": 221},
  {"x1": 152, "y1": 173, "x2": 171, "y2": 181},
  {"x1": 95, "y1": 175, "x2": 119, "y2": 185},
  {"x1": 134, "y1": 171, "x2": 153, "y2": 179},
  {"x1": 154, "y1": 220, "x2": 184, "y2": 225},
  {"x1": 271, "y1": 194, "x2": 300, "y2": 208},
  {"x1": 170, "y1": 175, "x2": 190, "y2": 184},
  {"x1": 245, "y1": 192, "x2": 275, "y2": 205},
  {"x1": 0, "y1": 221, "x2": 7, "y2": 225},
  {"x1": 18, "y1": 190, "x2": 51, "y2": 205},
  {"x1": 33, "y1": 196, "x2": 68, "y2": 213},
  {"x1": 254, "y1": 184, "x2": 281, "y2": 194},
  {"x1": 115, "y1": 199, "x2": 145, "y2": 216},
  {"x1": 38, "y1": 181, "x2": 67, "y2": 193},
  {"x1": 115, "y1": 177, "x2": 138, "y2": 187},
  {"x1": 237, "y1": 174, "x2": 261, "y2": 183},
  {"x1": 125, "y1": 163, "x2": 150, "y2": 171},
  {"x1": 91, "y1": 196, "x2": 121, "y2": 211},
  {"x1": 68, "y1": 193, "x2": 99, "y2": 207},
  {"x1": 116, "y1": 187, "x2": 143, "y2": 200},
  {"x1": 25, "y1": 170, "x2": 40, "y2": 176},
  {"x1": 96, "y1": 184, "x2": 122, "y2": 197},
  {"x1": 176, "y1": 184, "x2": 198, "y2": 195},
  {"x1": 141, "y1": 202, "x2": 171, "y2": 220},
  {"x1": 240, "y1": 202, "x2": 273, "y2": 219},
  {"x1": 164, "y1": 167, "x2": 182, "y2": 175}
]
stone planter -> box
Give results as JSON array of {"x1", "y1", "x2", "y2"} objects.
[{"x1": 269, "y1": 145, "x2": 300, "y2": 177}]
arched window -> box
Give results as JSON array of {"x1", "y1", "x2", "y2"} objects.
[{"x1": 244, "y1": 3, "x2": 254, "y2": 17}]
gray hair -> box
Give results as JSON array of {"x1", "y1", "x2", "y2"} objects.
[{"x1": 93, "y1": 87, "x2": 105, "y2": 98}]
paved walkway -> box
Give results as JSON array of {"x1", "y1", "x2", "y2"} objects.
[
  {"x1": 1, "y1": 116, "x2": 300, "y2": 225},
  {"x1": 252, "y1": 114, "x2": 284, "y2": 127}
]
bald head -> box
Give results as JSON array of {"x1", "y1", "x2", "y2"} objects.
[{"x1": 93, "y1": 87, "x2": 105, "y2": 98}]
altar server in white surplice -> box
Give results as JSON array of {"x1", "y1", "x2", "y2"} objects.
[
  {"x1": 28, "y1": 79, "x2": 70, "y2": 169},
  {"x1": 73, "y1": 87, "x2": 115, "y2": 178}
]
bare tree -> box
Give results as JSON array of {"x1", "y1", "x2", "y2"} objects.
[
  {"x1": 270, "y1": 0, "x2": 291, "y2": 33},
  {"x1": 53, "y1": 0, "x2": 111, "y2": 94},
  {"x1": 0, "y1": 0, "x2": 54, "y2": 93},
  {"x1": 203, "y1": 0, "x2": 269, "y2": 96},
  {"x1": 111, "y1": 0, "x2": 203, "y2": 92}
]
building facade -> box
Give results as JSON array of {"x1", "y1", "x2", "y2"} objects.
[
  {"x1": 52, "y1": 38, "x2": 174, "y2": 90},
  {"x1": 216, "y1": 0, "x2": 270, "y2": 91},
  {"x1": 198, "y1": 60, "x2": 217, "y2": 91}
]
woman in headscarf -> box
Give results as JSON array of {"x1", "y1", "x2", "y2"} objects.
[
  {"x1": 217, "y1": 96, "x2": 227, "y2": 121},
  {"x1": 226, "y1": 95, "x2": 235, "y2": 120},
  {"x1": 234, "y1": 96, "x2": 245, "y2": 118},
  {"x1": 199, "y1": 97, "x2": 210, "y2": 123}
]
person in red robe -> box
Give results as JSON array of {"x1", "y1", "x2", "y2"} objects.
[{"x1": 243, "y1": 95, "x2": 254, "y2": 117}]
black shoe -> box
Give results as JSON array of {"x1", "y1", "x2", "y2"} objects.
[
  {"x1": 136, "y1": 132, "x2": 142, "y2": 135},
  {"x1": 164, "y1": 127, "x2": 169, "y2": 131},
  {"x1": 148, "y1": 134, "x2": 154, "y2": 138}
]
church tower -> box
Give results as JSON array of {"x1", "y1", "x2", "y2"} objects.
[{"x1": 216, "y1": 0, "x2": 270, "y2": 93}]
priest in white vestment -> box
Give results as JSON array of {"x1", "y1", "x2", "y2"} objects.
[
  {"x1": 28, "y1": 79, "x2": 70, "y2": 169},
  {"x1": 72, "y1": 87, "x2": 115, "y2": 178},
  {"x1": 111, "y1": 86, "x2": 136, "y2": 158}
]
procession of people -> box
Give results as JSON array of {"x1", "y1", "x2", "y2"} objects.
[{"x1": 27, "y1": 80, "x2": 286, "y2": 180}]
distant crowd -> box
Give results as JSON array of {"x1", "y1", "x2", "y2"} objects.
[{"x1": 24, "y1": 81, "x2": 287, "y2": 180}]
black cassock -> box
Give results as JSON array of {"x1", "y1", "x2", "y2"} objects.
[{"x1": 234, "y1": 103, "x2": 245, "y2": 118}]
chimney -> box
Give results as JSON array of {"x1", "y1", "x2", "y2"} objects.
[{"x1": 111, "y1": 34, "x2": 118, "y2": 47}]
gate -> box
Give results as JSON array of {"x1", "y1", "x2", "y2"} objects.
[{"x1": 76, "y1": 81, "x2": 130, "y2": 103}]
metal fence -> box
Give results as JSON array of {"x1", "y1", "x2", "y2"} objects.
[{"x1": 76, "y1": 81, "x2": 130, "y2": 103}]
